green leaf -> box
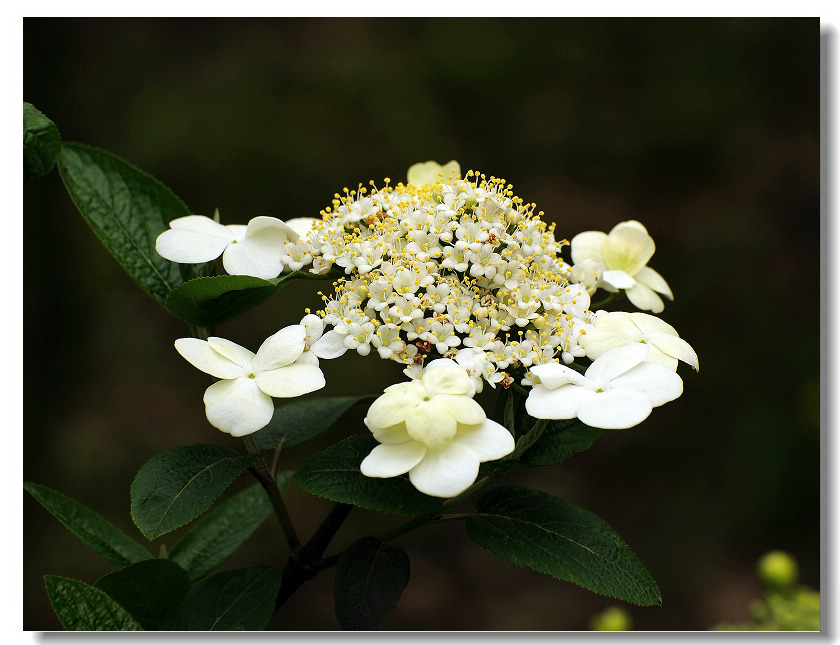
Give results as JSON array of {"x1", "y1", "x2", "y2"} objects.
[
  {"x1": 58, "y1": 142, "x2": 187, "y2": 305},
  {"x1": 94, "y1": 559, "x2": 192, "y2": 630},
  {"x1": 130, "y1": 444, "x2": 258, "y2": 541},
  {"x1": 251, "y1": 395, "x2": 374, "y2": 451},
  {"x1": 24, "y1": 482, "x2": 152, "y2": 568},
  {"x1": 169, "y1": 474, "x2": 292, "y2": 580},
  {"x1": 518, "y1": 418, "x2": 606, "y2": 467},
  {"x1": 23, "y1": 102, "x2": 61, "y2": 181},
  {"x1": 466, "y1": 484, "x2": 661, "y2": 606},
  {"x1": 295, "y1": 436, "x2": 444, "y2": 515},
  {"x1": 334, "y1": 537, "x2": 410, "y2": 631},
  {"x1": 164, "y1": 565, "x2": 282, "y2": 631},
  {"x1": 45, "y1": 575, "x2": 144, "y2": 631},
  {"x1": 164, "y1": 272, "x2": 301, "y2": 328}
]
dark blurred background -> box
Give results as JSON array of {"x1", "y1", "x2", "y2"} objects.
[{"x1": 23, "y1": 18, "x2": 820, "y2": 631}]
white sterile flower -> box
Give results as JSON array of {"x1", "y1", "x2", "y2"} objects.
[
  {"x1": 584, "y1": 311, "x2": 699, "y2": 372},
  {"x1": 525, "y1": 344, "x2": 683, "y2": 430},
  {"x1": 174, "y1": 326, "x2": 326, "y2": 437},
  {"x1": 296, "y1": 314, "x2": 349, "y2": 367},
  {"x1": 407, "y1": 160, "x2": 461, "y2": 187},
  {"x1": 156, "y1": 214, "x2": 299, "y2": 280},
  {"x1": 360, "y1": 359, "x2": 514, "y2": 497},
  {"x1": 571, "y1": 220, "x2": 673, "y2": 313}
]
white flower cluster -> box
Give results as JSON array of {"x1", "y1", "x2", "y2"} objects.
[{"x1": 157, "y1": 161, "x2": 697, "y2": 498}]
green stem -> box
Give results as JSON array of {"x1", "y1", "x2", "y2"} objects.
[
  {"x1": 242, "y1": 435, "x2": 301, "y2": 551},
  {"x1": 591, "y1": 290, "x2": 626, "y2": 310}
]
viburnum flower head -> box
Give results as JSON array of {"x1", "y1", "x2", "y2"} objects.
[
  {"x1": 525, "y1": 344, "x2": 683, "y2": 429},
  {"x1": 360, "y1": 359, "x2": 515, "y2": 498},
  {"x1": 156, "y1": 214, "x2": 299, "y2": 279},
  {"x1": 571, "y1": 220, "x2": 673, "y2": 313},
  {"x1": 174, "y1": 325, "x2": 326, "y2": 437}
]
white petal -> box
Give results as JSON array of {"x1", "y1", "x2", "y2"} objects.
[
  {"x1": 610, "y1": 362, "x2": 683, "y2": 407},
  {"x1": 601, "y1": 269, "x2": 637, "y2": 290},
  {"x1": 570, "y1": 231, "x2": 607, "y2": 265},
  {"x1": 252, "y1": 325, "x2": 306, "y2": 372},
  {"x1": 576, "y1": 389, "x2": 652, "y2": 429},
  {"x1": 530, "y1": 362, "x2": 590, "y2": 390},
  {"x1": 255, "y1": 363, "x2": 326, "y2": 398},
  {"x1": 295, "y1": 350, "x2": 320, "y2": 367},
  {"x1": 311, "y1": 330, "x2": 350, "y2": 359},
  {"x1": 285, "y1": 217, "x2": 319, "y2": 237},
  {"x1": 360, "y1": 441, "x2": 427, "y2": 478},
  {"x1": 155, "y1": 215, "x2": 234, "y2": 263},
  {"x1": 222, "y1": 216, "x2": 298, "y2": 279},
  {"x1": 627, "y1": 312, "x2": 677, "y2": 336},
  {"x1": 174, "y1": 338, "x2": 247, "y2": 379},
  {"x1": 203, "y1": 377, "x2": 274, "y2": 436},
  {"x1": 452, "y1": 419, "x2": 515, "y2": 461},
  {"x1": 363, "y1": 418, "x2": 413, "y2": 445},
  {"x1": 635, "y1": 266, "x2": 673, "y2": 299},
  {"x1": 582, "y1": 327, "x2": 637, "y2": 361},
  {"x1": 207, "y1": 337, "x2": 256, "y2": 370},
  {"x1": 602, "y1": 222, "x2": 655, "y2": 276},
  {"x1": 405, "y1": 401, "x2": 458, "y2": 447},
  {"x1": 585, "y1": 343, "x2": 649, "y2": 386},
  {"x1": 407, "y1": 160, "x2": 460, "y2": 186},
  {"x1": 649, "y1": 335, "x2": 699, "y2": 371},
  {"x1": 525, "y1": 384, "x2": 596, "y2": 420},
  {"x1": 431, "y1": 394, "x2": 486, "y2": 426},
  {"x1": 421, "y1": 359, "x2": 473, "y2": 396},
  {"x1": 408, "y1": 443, "x2": 480, "y2": 498},
  {"x1": 367, "y1": 388, "x2": 422, "y2": 428},
  {"x1": 625, "y1": 283, "x2": 665, "y2": 313},
  {"x1": 299, "y1": 314, "x2": 324, "y2": 343}
]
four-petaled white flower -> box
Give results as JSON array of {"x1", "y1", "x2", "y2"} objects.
[
  {"x1": 174, "y1": 326, "x2": 325, "y2": 437},
  {"x1": 571, "y1": 220, "x2": 673, "y2": 313},
  {"x1": 360, "y1": 359, "x2": 515, "y2": 498},
  {"x1": 525, "y1": 344, "x2": 683, "y2": 429},
  {"x1": 584, "y1": 311, "x2": 699, "y2": 372},
  {"x1": 407, "y1": 160, "x2": 461, "y2": 187},
  {"x1": 156, "y1": 214, "x2": 299, "y2": 279}
]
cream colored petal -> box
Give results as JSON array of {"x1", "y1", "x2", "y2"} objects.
[
  {"x1": 421, "y1": 360, "x2": 473, "y2": 396},
  {"x1": 366, "y1": 389, "x2": 421, "y2": 428},
  {"x1": 207, "y1": 337, "x2": 256, "y2": 369},
  {"x1": 203, "y1": 377, "x2": 274, "y2": 437},
  {"x1": 407, "y1": 160, "x2": 461, "y2": 186},
  {"x1": 625, "y1": 283, "x2": 665, "y2": 313},
  {"x1": 577, "y1": 389, "x2": 652, "y2": 429},
  {"x1": 255, "y1": 363, "x2": 326, "y2": 398},
  {"x1": 252, "y1": 325, "x2": 306, "y2": 372},
  {"x1": 634, "y1": 266, "x2": 674, "y2": 299},
  {"x1": 408, "y1": 443, "x2": 480, "y2": 498},
  {"x1": 431, "y1": 394, "x2": 486, "y2": 426},
  {"x1": 360, "y1": 441, "x2": 427, "y2": 478},
  {"x1": 405, "y1": 401, "x2": 458, "y2": 447},
  {"x1": 364, "y1": 418, "x2": 413, "y2": 445},
  {"x1": 602, "y1": 222, "x2": 655, "y2": 276},
  {"x1": 174, "y1": 338, "x2": 247, "y2": 379},
  {"x1": 452, "y1": 419, "x2": 515, "y2": 462},
  {"x1": 627, "y1": 312, "x2": 678, "y2": 337},
  {"x1": 570, "y1": 231, "x2": 607, "y2": 265},
  {"x1": 650, "y1": 335, "x2": 699, "y2": 371}
]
